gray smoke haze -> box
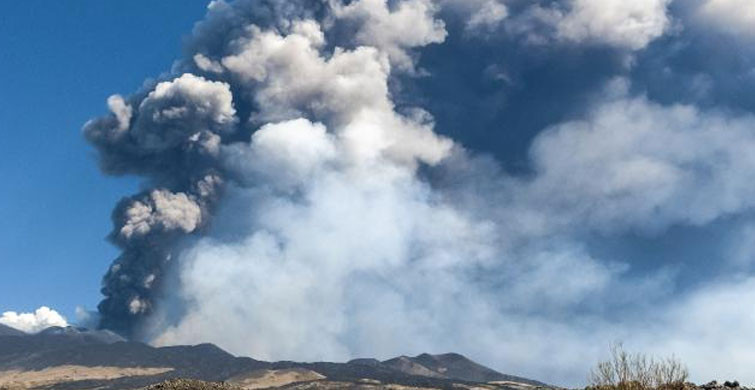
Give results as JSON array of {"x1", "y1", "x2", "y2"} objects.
[{"x1": 84, "y1": 0, "x2": 755, "y2": 386}]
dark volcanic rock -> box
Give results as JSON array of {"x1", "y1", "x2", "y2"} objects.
[
  {"x1": 143, "y1": 378, "x2": 242, "y2": 390},
  {"x1": 347, "y1": 358, "x2": 382, "y2": 367}
]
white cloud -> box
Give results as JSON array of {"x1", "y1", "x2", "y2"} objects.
[
  {"x1": 106, "y1": 95, "x2": 132, "y2": 133},
  {"x1": 332, "y1": 0, "x2": 447, "y2": 72},
  {"x1": 441, "y1": 0, "x2": 508, "y2": 32},
  {"x1": 518, "y1": 84, "x2": 755, "y2": 235},
  {"x1": 133, "y1": 73, "x2": 237, "y2": 151},
  {"x1": 221, "y1": 20, "x2": 390, "y2": 123},
  {"x1": 637, "y1": 278, "x2": 755, "y2": 383},
  {"x1": 144, "y1": 73, "x2": 235, "y2": 124},
  {"x1": 0, "y1": 307, "x2": 68, "y2": 334},
  {"x1": 559, "y1": 0, "x2": 672, "y2": 49},
  {"x1": 467, "y1": 0, "x2": 509, "y2": 31},
  {"x1": 511, "y1": 0, "x2": 672, "y2": 50},
  {"x1": 193, "y1": 53, "x2": 224, "y2": 73},
  {"x1": 219, "y1": 19, "x2": 452, "y2": 167},
  {"x1": 150, "y1": 144, "x2": 504, "y2": 363},
  {"x1": 120, "y1": 189, "x2": 204, "y2": 239},
  {"x1": 223, "y1": 118, "x2": 337, "y2": 190},
  {"x1": 697, "y1": 0, "x2": 755, "y2": 36}
]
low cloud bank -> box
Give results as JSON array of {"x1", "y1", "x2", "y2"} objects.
[{"x1": 0, "y1": 307, "x2": 68, "y2": 334}]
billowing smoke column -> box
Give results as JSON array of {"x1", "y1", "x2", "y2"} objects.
[
  {"x1": 84, "y1": 74, "x2": 231, "y2": 335},
  {"x1": 84, "y1": 0, "x2": 755, "y2": 385},
  {"x1": 84, "y1": 0, "x2": 451, "y2": 339}
]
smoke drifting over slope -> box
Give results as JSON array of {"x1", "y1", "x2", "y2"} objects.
[{"x1": 84, "y1": 0, "x2": 755, "y2": 385}]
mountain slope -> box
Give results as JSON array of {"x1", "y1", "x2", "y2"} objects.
[
  {"x1": 0, "y1": 324, "x2": 25, "y2": 337},
  {"x1": 410, "y1": 353, "x2": 546, "y2": 385},
  {"x1": 0, "y1": 327, "x2": 550, "y2": 390},
  {"x1": 382, "y1": 356, "x2": 446, "y2": 378},
  {"x1": 39, "y1": 326, "x2": 126, "y2": 344}
]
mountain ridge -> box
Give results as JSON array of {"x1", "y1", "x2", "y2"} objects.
[
  {"x1": 0, "y1": 326, "x2": 551, "y2": 390},
  {"x1": 0, "y1": 324, "x2": 25, "y2": 337}
]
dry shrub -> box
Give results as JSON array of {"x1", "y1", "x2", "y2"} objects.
[{"x1": 589, "y1": 343, "x2": 688, "y2": 390}]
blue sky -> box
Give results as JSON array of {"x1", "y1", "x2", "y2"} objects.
[{"x1": 0, "y1": 1, "x2": 209, "y2": 319}]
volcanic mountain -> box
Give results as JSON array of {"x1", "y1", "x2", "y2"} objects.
[
  {"x1": 0, "y1": 324, "x2": 25, "y2": 337},
  {"x1": 0, "y1": 326, "x2": 551, "y2": 390}
]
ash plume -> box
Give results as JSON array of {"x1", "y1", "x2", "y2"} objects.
[
  {"x1": 84, "y1": 0, "x2": 452, "y2": 339},
  {"x1": 84, "y1": 0, "x2": 755, "y2": 385}
]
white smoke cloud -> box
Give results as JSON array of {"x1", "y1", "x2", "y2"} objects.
[
  {"x1": 519, "y1": 80, "x2": 755, "y2": 235},
  {"x1": 223, "y1": 119, "x2": 337, "y2": 191},
  {"x1": 107, "y1": 95, "x2": 132, "y2": 133},
  {"x1": 0, "y1": 307, "x2": 68, "y2": 334},
  {"x1": 221, "y1": 20, "x2": 388, "y2": 123},
  {"x1": 441, "y1": 0, "x2": 670, "y2": 48},
  {"x1": 134, "y1": 73, "x2": 237, "y2": 151},
  {"x1": 120, "y1": 189, "x2": 204, "y2": 239},
  {"x1": 556, "y1": 0, "x2": 672, "y2": 49},
  {"x1": 147, "y1": 71, "x2": 755, "y2": 385},
  {"x1": 439, "y1": 0, "x2": 509, "y2": 33},
  {"x1": 331, "y1": 0, "x2": 447, "y2": 72},
  {"x1": 219, "y1": 19, "x2": 452, "y2": 165},
  {"x1": 193, "y1": 53, "x2": 225, "y2": 74},
  {"x1": 696, "y1": 0, "x2": 755, "y2": 36},
  {"x1": 75, "y1": 306, "x2": 100, "y2": 329},
  {"x1": 430, "y1": 81, "x2": 755, "y2": 383},
  {"x1": 506, "y1": 0, "x2": 672, "y2": 50},
  {"x1": 466, "y1": 0, "x2": 509, "y2": 32},
  {"x1": 638, "y1": 278, "x2": 755, "y2": 383},
  {"x1": 150, "y1": 119, "x2": 505, "y2": 361}
]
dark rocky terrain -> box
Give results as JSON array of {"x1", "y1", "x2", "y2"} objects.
[
  {"x1": 143, "y1": 379, "x2": 243, "y2": 390},
  {"x1": 0, "y1": 326, "x2": 549, "y2": 390},
  {"x1": 135, "y1": 378, "x2": 755, "y2": 390},
  {"x1": 0, "y1": 325, "x2": 25, "y2": 337}
]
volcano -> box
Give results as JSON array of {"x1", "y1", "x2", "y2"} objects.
[{"x1": 0, "y1": 327, "x2": 550, "y2": 390}]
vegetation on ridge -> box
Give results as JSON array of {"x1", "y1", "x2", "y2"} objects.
[{"x1": 589, "y1": 344, "x2": 688, "y2": 390}]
